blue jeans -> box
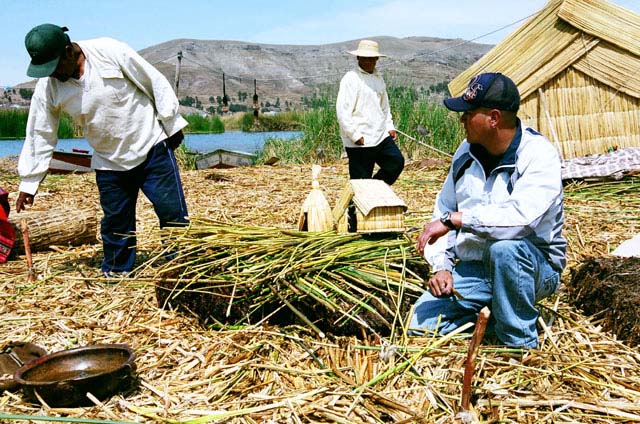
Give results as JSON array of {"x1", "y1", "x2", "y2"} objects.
[
  {"x1": 95, "y1": 141, "x2": 188, "y2": 273},
  {"x1": 345, "y1": 136, "x2": 405, "y2": 185},
  {"x1": 409, "y1": 239, "x2": 560, "y2": 348}
]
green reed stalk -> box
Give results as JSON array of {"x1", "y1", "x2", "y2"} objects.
[
  {"x1": 254, "y1": 83, "x2": 463, "y2": 164},
  {"x1": 184, "y1": 114, "x2": 225, "y2": 133},
  {"x1": 0, "y1": 109, "x2": 78, "y2": 139}
]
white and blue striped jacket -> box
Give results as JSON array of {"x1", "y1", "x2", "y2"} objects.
[{"x1": 425, "y1": 122, "x2": 567, "y2": 274}]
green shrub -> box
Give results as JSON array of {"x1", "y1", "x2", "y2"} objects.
[
  {"x1": 0, "y1": 109, "x2": 77, "y2": 139},
  {"x1": 240, "y1": 111, "x2": 301, "y2": 132},
  {"x1": 184, "y1": 114, "x2": 225, "y2": 134}
]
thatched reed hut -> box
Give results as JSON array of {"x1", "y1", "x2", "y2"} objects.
[
  {"x1": 449, "y1": 0, "x2": 640, "y2": 160},
  {"x1": 332, "y1": 179, "x2": 407, "y2": 233}
]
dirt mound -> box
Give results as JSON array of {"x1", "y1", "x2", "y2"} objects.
[{"x1": 567, "y1": 257, "x2": 640, "y2": 346}]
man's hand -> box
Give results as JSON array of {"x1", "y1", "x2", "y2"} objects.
[
  {"x1": 416, "y1": 220, "x2": 450, "y2": 255},
  {"x1": 428, "y1": 270, "x2": 453, "y2": 297},
  {"x1": 16, "y1": 192, "x2": 34, "y2": 212},
  {"x1": 355, "y1": 137, "x2": 365, "y2": 146},
  {"x1": 166, "y1": 130, "x2": 184, "y2": 150},
  {"x1": 389, "y1": 129, "x2": 397, "y2": 141}
]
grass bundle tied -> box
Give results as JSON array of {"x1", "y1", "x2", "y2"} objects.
[
  {"x1": 10, "y1": 206, "x2": 98, "y2": 254},
  {"x1": 298, "y1": 164, "x2": 334, "y2": 232},
  {"x1": 150, "y1": 218, "x2": 429, "y2": 337}
]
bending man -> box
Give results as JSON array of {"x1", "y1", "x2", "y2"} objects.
[{"x1": 17, "y1": 24, "x2": 189, "y2": 277}]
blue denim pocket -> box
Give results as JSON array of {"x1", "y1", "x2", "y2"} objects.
[{"x1": 536, "y1": 272, "x2": 560, "y2": 299}]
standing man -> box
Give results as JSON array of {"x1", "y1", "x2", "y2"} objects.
[
  {"x1": 336, "y1": 39, "x2": 404, "y2": 185},
  {"x1": 17, "y1": 24, "x2": 189, "y2": 278},
  {"x1": 409, "y1": 73, "x2": 566, "y2": 349}
]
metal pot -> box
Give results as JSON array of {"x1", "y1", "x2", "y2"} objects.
[{"x1": 14, "y1": 343, "x2": 137, "y2": 407}]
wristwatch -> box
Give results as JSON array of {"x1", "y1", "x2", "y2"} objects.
[{"x1": 439, "y1": 211, "x2": 456, "y2": 230}]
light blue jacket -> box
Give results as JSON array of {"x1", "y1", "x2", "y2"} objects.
[{"x1": 425, "y1": 122, "x2": 567, "y2": 273}]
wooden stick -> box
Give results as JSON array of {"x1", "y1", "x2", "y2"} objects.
[
  {"x1": 461, "y1": 306, "x2": 491, "y2": 411},
  {"x1": 395, "y1": 129, "x2": 453, "y2": 158},
  {"x1": 19, "y1": 219, "x2": 35, "y2": 282}
]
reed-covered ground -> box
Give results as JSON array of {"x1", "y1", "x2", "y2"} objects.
[{"x1": 0, "y1": 157, "x2": 639, "y2": 423}]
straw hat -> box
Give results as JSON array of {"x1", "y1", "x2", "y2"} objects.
[{"x1": 348, "y1": 40, "x2": 386, "y2": 57}]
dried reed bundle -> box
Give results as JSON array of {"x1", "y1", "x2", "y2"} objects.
[
  {"x1": 149, "y1": 218, "x2": 427, "y2": 337},
  {"x1": 10, "y1": 207, "x2": 98, "y2": 254},
  {"x1": 298, "y1": 164, "x2": 334, "y2": 232}
]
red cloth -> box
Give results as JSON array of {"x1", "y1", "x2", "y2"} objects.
[{"x1": 0, "y1": 189, "x2": 15, "y2": 263}]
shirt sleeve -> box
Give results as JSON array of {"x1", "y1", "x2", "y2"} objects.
[
  {"x1": 336, "y1": 72, "x2": 363, "y2": 143},
  {"x1": 461, "y1": 142, "x2": 562, "y2": 239},
  {"x1": 18, "y1": 81, "x2": 60, "y2": 195},
  {"x1": 111, "y1": 40, "x2": 187, "y2": 137},
  {"x1": 380, "y1": 81, "x2": 395, "y2": 134},
  {"x1": 423, "y1": 169, "x2": 458, "y2": 272}
]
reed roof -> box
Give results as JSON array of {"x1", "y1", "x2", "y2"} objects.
[
  {"x1": 449, "y1": 0, "x2": 640, "y2": 99},
  {"x1": 349, "y1": 179, "x2": 407, "y2": 216}
]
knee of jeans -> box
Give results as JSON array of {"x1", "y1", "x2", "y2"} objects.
[{"x1": 485, "y1": 239, "x2": 522, "y2": 264}]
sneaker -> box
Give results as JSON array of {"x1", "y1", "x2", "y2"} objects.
[{"x1": 102, "y1": 270, "x2": 130, "y2": 281}]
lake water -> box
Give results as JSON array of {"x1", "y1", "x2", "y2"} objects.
[{"x1": 0, "y1": 131, "x2": 302, "y2": 158}]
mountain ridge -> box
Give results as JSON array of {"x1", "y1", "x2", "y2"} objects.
[{"x1": 140, "y1": 35, "x2": 493, "y2": 109}]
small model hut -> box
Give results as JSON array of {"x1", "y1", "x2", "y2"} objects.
[
  {"x1": 332, "y1": 179, "x2": 407, "y2": 233},
  {"x1": 449, "y1": 0, "x2": 640, "y2": 159}
]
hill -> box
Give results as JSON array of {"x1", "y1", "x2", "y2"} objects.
[{"x1": 140, "y1": 35, "x2": 492, "y2": 110}]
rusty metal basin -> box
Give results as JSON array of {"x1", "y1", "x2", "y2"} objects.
[{"x1": 14, "y1": 344, "x2": 137, "y2": 407}]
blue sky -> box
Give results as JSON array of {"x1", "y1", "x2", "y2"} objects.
[{"x1": 2, "y1": 0, "x2": 640, "y2": 87}]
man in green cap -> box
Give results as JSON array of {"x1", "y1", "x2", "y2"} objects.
[{"x1": 16, "y1": 24, "x2": 189, "y2": 278}]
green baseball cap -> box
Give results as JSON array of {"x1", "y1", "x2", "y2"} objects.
[{"x1": 25, "y1": 24, "x2": 70, "y2": 78}]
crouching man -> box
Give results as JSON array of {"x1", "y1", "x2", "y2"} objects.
[{"x1": 408, "y1": 73, "x2": 566, "y2": 349}]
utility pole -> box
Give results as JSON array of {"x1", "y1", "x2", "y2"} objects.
[{"x1": 174, "y1": 51, "x2": 183, "y2": 97}]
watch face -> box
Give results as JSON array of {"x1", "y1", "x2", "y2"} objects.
[{"x1": 440, "y1": 211, "x2": 455, "y2": 229}]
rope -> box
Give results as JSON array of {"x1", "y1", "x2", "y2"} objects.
[{"x1": 395, "y1": 129, "x2": 453, "y2": 158}]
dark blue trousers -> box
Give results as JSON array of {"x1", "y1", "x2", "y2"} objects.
[
  {"x1": 345, "y1": 136, "x2": 405, "y2": 185},
  {"x1": 95, "y1": 141, "x2": 188, "y2": 273}
]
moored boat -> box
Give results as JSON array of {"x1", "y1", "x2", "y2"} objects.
[
  {"x1": 49, "y1": 148, "x2": 93, "y2": 174},
  {"x1": 195, "y1": 148, "x2": 256, "y2": 170}
]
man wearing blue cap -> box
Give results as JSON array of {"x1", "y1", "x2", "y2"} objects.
[
  {"x1": 408, "y1": 73, "x2": 566, "y2": 349},
  {"x1": 16, "y1": 24, "x2": 189, "y2": 278}
]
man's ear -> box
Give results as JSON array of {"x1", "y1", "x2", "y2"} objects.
[
  {"x1": 489, "y1": 109, "x2": 501, "y2": 129},
  {"x1": 63, "y1": 44, "x2": 74, "y2": 58}
]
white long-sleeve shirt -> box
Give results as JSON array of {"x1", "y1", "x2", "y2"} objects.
[
  {"x1": 18, "y1": 37, "x2": 188, "y2": 195},
  {"x1": 336, "y1": 67, "x2": 395, "y2": 147}
]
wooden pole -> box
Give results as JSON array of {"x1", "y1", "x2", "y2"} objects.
[
  {"x1": 19, "y1": 219, "x2": 35, "y2": 282},
  {"x1": 174, "y1": 51, "x2": 183, "y2": 97},
  {"x1": 461, "y1": 306, "x2": 491, "y2": 412}
]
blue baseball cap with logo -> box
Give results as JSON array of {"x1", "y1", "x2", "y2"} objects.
[
  {"x1": 444, "y1": 72, "x2": 520, "y2": 113},
  {"x1": 25, "y1": 24, "x2": 71, "y2": 78}
]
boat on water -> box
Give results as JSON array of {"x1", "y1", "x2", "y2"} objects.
[
  {"x1": 49, "y1": 148, "x2": 93, "y2": 174},
  {"x1": 195, "y1": 148, "x2": 256, "y2": 170}
]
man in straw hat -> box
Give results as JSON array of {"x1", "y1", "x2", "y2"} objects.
[
  {"x1": 336, "y1": 39, "x2": 404, "y2": 185},
  {"x1": 409, "y1": 73, "x2": 566, "y2": 349},
  {"x1": 16, "y1": 24, "x2": 189, "y2": 279}
]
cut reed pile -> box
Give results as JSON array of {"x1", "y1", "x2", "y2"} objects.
[
  {"x1": 151, "y1": 219, "x2": 427, "y2": 337},
  {"x1": 0, "y1": 163, "x2": 639, "y2": 423}
]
